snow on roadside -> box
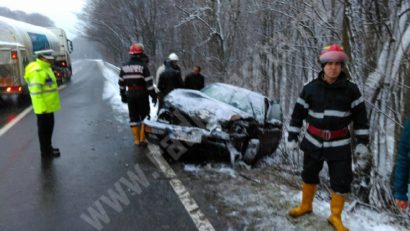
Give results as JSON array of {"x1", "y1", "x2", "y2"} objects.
[
  {"x1": 94, "y1": 59, "x2": 409, "y2": 230},
  {"x1": 179, "y1": 163, "x2": 409, "y2": 231}
]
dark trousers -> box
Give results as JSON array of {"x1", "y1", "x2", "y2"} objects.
[
  {"x1": 36, "y1": 113, "x2": 55, "y2": 153},
  {"x1": 127, "y1": 91, "x2": 149, "y2": 125},
  {"x1": 302, "y1": 153, "x2": 353, "y2": 194}
]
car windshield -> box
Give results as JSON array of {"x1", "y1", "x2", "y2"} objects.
[{"x1": 201, "y1": 84, "x2": 265, "y2": 122}]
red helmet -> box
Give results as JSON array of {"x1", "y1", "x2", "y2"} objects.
[
  {"x1": 129, "y1": 43, "x2": 143, "y2": 54},
  {"x1": 319, "y1": 44, "x2": 347, "y2": 63}
]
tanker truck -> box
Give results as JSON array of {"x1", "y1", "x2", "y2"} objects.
[
  {"x1": 47, "y1": 27, "x2": 73, "y2": 82},
  {"x1": 0, "y1": 16, "x2": 73, "y2": 101}
]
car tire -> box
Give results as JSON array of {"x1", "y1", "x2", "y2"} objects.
[{"x1": 243, "y1": 139, "x2": 260, "y2": 165}]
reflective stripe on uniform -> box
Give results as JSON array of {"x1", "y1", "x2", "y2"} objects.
[
  {"x1": 305, "y1": 132, "x2": 351, "y2": 148},
  {"x1": 43, "y1": 89, "x2": 58, "y2": 93},
  {"x1": 30, "y1": 89, "x2": 58, "y2": 95},
  {"x1": 351, "y1": 97, "x2": 364, "y2": 109},
  {"x1": 288, "y1": 126, "x2": 301, "y2": 133},
  {"x1": 354, "y1": 129, "x2": 369, "y2": 135},
  {"x1": 296, "y1": 97, "x2": 309, "y2": 109},
  {"x1": 123, "y1": 74, "x2": 144, "y2": 80},
  {"x1": 28, "y1": 83, "x2": 43, "y2": 87},
  {"x1": 130, "y1": 122, "x2": 139, "y2": 126},
  {"x1": 308, "y1": 110, "x2": 351, "y2": 119}
]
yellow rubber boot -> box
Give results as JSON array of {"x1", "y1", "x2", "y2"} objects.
[
  {"x1": 289, "y1": 183, "x2": 317, "y2": 217},
  {"x1": 328, "y1": 192, "x2": 349, "y2": 231},
  {"x1": 131, "y1": 126, "x2": 140, "y2": 145},
  {"x1": 140, "y1": 123, "x2": 147, "y2": 145}
]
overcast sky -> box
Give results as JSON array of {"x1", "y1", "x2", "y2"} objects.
[{"x1": 0, "y1": 0, "x2": 86, "y2": 38}]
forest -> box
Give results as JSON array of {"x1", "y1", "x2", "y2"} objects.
[{"x1": 80, "y1": 0, "x2": 410, "y2": 212}]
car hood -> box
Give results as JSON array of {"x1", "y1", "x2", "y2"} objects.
[{"x1": 163, "y1": 89, "x2": 253, "y2": 125}]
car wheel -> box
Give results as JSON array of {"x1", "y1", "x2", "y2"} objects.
[{"x1": 242, "y1": 139, "x2": 260, "y2": 165}]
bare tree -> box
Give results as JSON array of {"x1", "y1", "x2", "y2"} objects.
[{"x1": 80, "y1": 0, "x2": 410, "y2": 210}]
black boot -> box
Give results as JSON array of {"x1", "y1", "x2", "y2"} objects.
[
  {"x1": 52, "y1": 147, "x2": 61, "y2": 155},
  {"x1": 41, "y1": 147, "x2": 60, "y2": 158},
  {"x1": 51, "y1": 147, "x2": 61, "y2": 157}
]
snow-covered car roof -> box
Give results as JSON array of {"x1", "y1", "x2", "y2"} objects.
[
  {"x1": 201, "y1": 83, "x2": 267, "y2": 123},
  {"x1": 164, "y1": 88, "x2": 254, "y2": 125}
]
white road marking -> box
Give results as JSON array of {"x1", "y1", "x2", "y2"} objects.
[
  {"x1": 147, "y1": 144, "x2": 215, "y2": 231},
  {"x1": 0, "y1": 106, "x2": 32, "y2": 137},
  {"x1": 0, "y1": 85, "x2": 66, "y2": 138},
  {"x1": 102, "y1": 60, "x2": 214, "y2": 230}
]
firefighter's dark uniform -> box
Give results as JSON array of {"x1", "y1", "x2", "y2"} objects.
[
  {"x1": 157, "y1": 61, "x2": 183, "y2": 111},
  {"x1": 119, "y1": 55, "x2": 156, "y2": 145},
  {"x1": 288, "y1": 71, "x2": 369, "y2": 193},
  {"x1": 287, "y1": 44, "x2": 366, "y2": 231}
]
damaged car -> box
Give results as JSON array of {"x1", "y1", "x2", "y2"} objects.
[{"x1": 143, "y1": 82, "x2": 283, "y2": 165}]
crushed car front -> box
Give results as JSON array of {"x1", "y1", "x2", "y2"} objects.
[{"x1": 143, "y1": 88, "x2": 258, "y2": 163}]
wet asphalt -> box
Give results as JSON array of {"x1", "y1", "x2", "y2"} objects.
[
  {"x1": 0, "y1": 60, "x2": 197, "y2": 231},
  {"x1": 0, "y1": 95, "x2": 31, "y2": 127}
]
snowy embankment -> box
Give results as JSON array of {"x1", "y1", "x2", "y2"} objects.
[
  {"x1": 91, "y1": 59, "x2": 409, "y2": 231},
  {"x1": 180, "y1": 161, "x2": 409, "y2": 231}
]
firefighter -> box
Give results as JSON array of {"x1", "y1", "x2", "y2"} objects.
[
  {"x1": 184, "y1": 65, "x2": 205, "y2": 90},
  {"x1": 157, "y1": 56, "x2": 183, "y2": 111},
  {"x1": 286, "y1": 44, "x2": 370, "y2": 231},
  {"x1": 24, "y1": 49, "x2": 61, "y2": 158},
  {"x1": 119, "y1": 43, "x2": 157, "y2": 146},
  {"x1": 155, "y1": 52, "x2": 181, "y2": 84}
]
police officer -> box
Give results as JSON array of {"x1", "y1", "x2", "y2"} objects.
[
  {"x1": 24, "y1": 49, "x2": 61, "y2": 158},
  {"x1": 286, "y1": 44, "x2": 370, "y2": 231},
  {"x1": 119, "y1": 43, "x2": 157, "y2": 146}
]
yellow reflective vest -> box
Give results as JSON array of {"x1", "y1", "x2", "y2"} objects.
[{"x1": 24, "y1": 59, "x2": 61, "y2": 114}]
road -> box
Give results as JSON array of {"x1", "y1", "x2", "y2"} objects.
[
  {"x1": 0, "y1": 95, "x2": 30, "y2": 128},
  {"x1": 0, "y1": 60, "x2": 202, "y2": 231}
]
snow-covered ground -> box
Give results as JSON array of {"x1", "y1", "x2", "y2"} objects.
[
  {"x1": 179, "y1": 162, "x2": 409, "y2": 231},
  {"x1": 95, "y1": 59, "x2": 409, "y2": 231}
]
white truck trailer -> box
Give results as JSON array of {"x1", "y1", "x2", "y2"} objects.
[
  {"x1": 47, "y1": 27, "x2": 73, "y2": 81},
  {"x1": 0, "y1": 16, "x2": 73, "y2": 99}
]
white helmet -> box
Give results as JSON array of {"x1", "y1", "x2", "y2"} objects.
[
  {"x1": 35, "y1": 49, "x2": 55, "y2": 60},
  {"x1": 168, "y1": 53, "x2": 179, "y2": 61}
]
